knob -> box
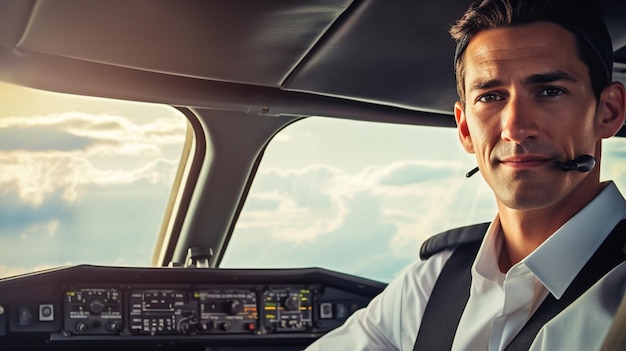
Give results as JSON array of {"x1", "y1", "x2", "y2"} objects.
[
  {"x1": 284, "y1": 295, "x2": 301, "y2": 311},
  {"x1": 89, "y1": 298, "x2": 106, "y2": 314},
  {"x1": 220, "y1": 321, "x2": 231, "y2": 331},
  {"x1": 75, "y1": 321, "x2": 89, "y2": 333},
  {"x1": 105, "y1": 320, "x2": 121, "y2": 333},
  {"x1": 225, "y1": 300, "x2": 243, "y2": 315}
]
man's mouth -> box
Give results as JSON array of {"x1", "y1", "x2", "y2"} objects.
[{"x1": 500, "y1": 155, "x2": 554, "y2": 169}]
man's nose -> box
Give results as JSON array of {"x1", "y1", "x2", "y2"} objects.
[{"x1": 500, "y1": 95, "x2": 539, "y2": 143}]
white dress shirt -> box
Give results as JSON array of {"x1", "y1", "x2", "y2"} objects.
[
  {"x1": 305, "y1": 182, "x2": 626, "y2": 351},
  {"x1": 529, "y1": 261, "x2": 626, "y2": 351}
]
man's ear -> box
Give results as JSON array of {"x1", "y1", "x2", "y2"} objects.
[
  {"x1": 455, "y1": 101, "x2": 475, "y2": 154},
  {"x1": 596, "y1": 82, "x2": 626, "y2": 138}
]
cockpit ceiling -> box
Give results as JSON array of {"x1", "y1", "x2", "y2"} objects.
[
  {"x1": 7, "y1": 1, "x2": 353, "y2": 88},
  {"x1": 0, "y1": 0, "x2": 624, "y2": 116}
]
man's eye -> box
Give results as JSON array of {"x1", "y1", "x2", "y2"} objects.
[
  {"x1": 477, "y1": 93, "x2": 502, "y2": 103},
  {"x1": 538, "y1": 87, "x2": 566, "y2": 97}
]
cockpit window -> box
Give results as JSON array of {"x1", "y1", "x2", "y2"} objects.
[
  {"x1": 222, "y1": 117, "x2": 497, "y2": 282},
  {"x1": 0, "y1": 83, "x2": 187, "y2": 278},
  {"x1": 223, "y1": 117, "x2": 626, "y2": 282}
]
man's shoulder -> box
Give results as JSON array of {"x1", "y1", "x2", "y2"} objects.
[{"x1": 419, "y1": 222, "x2": 490, "y2": 260}]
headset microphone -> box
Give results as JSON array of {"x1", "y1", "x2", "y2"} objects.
[
  {"x1": 465, "y1": 167, "x2": 480, "y2": 178},
  {"x1": 465, "y1": 154, "x2": 597, "y2": 178},
  {"x1": 553, "y1": 155, "x2": 597, "y2": 172}
]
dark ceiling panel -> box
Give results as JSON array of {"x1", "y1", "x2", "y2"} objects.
[
  {"x1": 283, "y1": 0, "x2": 472, "y2": 114},
  {"x1": 0, "y1": 0, "x2": 36, "y2": 48},
  {"x1": 16, "y1": 0, "x2": 352, "y2": 86}
]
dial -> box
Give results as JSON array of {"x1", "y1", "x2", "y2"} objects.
[{"x1": 89, "y1": 298, "x2": 106, "y2": 314}]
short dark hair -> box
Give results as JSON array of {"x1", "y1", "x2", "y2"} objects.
[{"x1": 450, "y1": 0, "x2": 613, "y2": 104}]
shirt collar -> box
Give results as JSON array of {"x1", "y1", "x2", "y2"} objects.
[
  {"x1": 472, "y1": 219, "x2": 506, "y2": 290},
  {"x1": 473, "y1": 182, "x2": 626, "y2": 298},
  {"x1": 524, "y1": 181, "x2": 626, "y2": 298}
]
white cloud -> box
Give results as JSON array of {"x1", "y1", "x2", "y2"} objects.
[
  {"x1": 238, "y1": 165, "x2": 349, "y2": 242},
  {"x1": 236, "y1": 159, "x2": 493, "y2": 248},
  {"x1": 17, "y1": 219, "x2": 60, "y2": 240},
  {"x1": 0, "y1": 111, "x2": 185, "y2": 152},
  {"x1": 0, "y1": 111, "x2": 186, "y2": 207}
]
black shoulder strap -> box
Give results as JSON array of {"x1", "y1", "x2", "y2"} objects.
[
  {"x1": 413, "y1": 223, "x2": 488, "y2": 351},
  {"x1": 413, "y1": 219, "x2": 626, "y2": 351},
  {"x1": 420, "y1": 223, "x2": 490, "y2": 260}
]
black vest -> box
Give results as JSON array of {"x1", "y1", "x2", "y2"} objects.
[{"x1": 413, "y1": 220, "x2": 626, "y2": 351}]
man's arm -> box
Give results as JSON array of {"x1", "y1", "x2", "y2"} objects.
[{"x1": 304, "y1": 250, "x2": 452, "y2": 350}]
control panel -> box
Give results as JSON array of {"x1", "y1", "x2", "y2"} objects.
[
  {"x1": 196, "y1": 288, "x2": 258, "y2": 334},
  {"x1": 262, "y1": 287, "x2": 312, "y2": 332},
  {"x1": 62, "y1": 286, "x2": 318, "y2": 336},
  {"x1": 65, "y1": 288, "x2": 123, "y2": 335},
  {"x1": 0, "y1": 265, "x2": 386, "y2": 350}
]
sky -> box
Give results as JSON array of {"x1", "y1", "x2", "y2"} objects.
[
  {"x1": 0, "y1": 82, "x2": 186, "y2": 278},
  {"x1": 222, "y1": 118, "x2": 498, "y2": 282}
]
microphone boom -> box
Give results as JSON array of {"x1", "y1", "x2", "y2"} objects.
[{"x1": 553, "y1": 155, "x2": 596, "y2": 172}]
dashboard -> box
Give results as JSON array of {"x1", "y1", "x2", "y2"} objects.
[{"x1": 0, "y1": 265, "x2": 385, "y2": 351}]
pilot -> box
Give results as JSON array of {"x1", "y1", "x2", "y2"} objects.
[{"x1": 305, "y1": 0, "x2": 626, "y2": 350}]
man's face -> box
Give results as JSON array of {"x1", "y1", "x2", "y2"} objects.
[{"x1": 454, "y1": 22, "x2": 604, "y2": 211}]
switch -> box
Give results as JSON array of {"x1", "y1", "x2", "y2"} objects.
[
  {"x1": 39, "y1": 304, "x2": 54, "y2": 321},
  {"x1": 320, "y1": 303, "x2": 333, "y2": 319}
]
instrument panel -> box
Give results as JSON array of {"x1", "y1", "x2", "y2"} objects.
[{"x1": 0, "y1": 265, "x2": 385, "y2": 351}]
